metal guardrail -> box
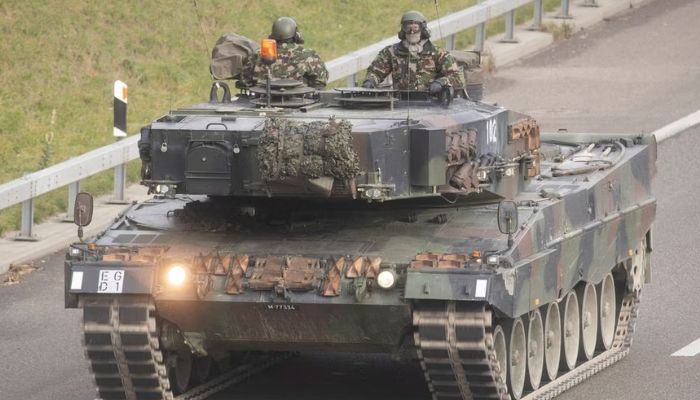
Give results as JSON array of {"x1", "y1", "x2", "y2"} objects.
[
  {"x1": 327, "y1": 0, "x2": 546, "y2": 84},
  {"x1": 0, "y1": 136, "x2": 139, "y2": 240},
  {"x1": 0, "y1": 0, "x2": 590, "y2": 240}
]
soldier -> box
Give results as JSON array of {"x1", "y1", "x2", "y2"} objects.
[
  {"x1": 242, "y1": 16, "x2": 328, "y2": 89},
  {"x1": 362, "y1": 11, "x2": 464, "y2": 94}
]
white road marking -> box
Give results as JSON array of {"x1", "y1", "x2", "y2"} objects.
[
  {"x1": 652, "y1": 109, "x2": 700, "y2": 143},
  {"x1": 671, "y1": 338, "x2": 700, "y2": 357}
]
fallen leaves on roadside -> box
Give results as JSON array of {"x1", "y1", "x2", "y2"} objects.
[{"x1": 1, "y1": 263, "x2": 40, "y2": 285}]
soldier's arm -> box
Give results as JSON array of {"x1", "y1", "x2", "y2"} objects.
[
  {"x1": 364, "y1": 47, "x2": 393, "y2": 87},
  {"x1": 434, "y1": 50, "x2": 465, "y2": 89},
  {"x1": 239, "y1": 54, "x2": 260, "y2": 88},
  {"x1": 304, "y1": 50, "x2": 329, "y2": 89}
]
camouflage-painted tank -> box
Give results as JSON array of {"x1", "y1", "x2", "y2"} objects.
[{"x1": 65, "y1": 79, "x2": 656, "y2": 400}]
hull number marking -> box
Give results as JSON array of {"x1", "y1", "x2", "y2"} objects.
[
  {"x1": 266, "y1": 304, "x2": 298, "y2": 311},
  {"x1": 486, "y1": 118, "x2": 497, "y2": 145},
  {"x1": 98, "y1": 270, "x2": 125, "y2": 293}
]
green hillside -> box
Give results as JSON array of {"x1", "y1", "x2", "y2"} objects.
[{"x1": 0, "y1": 0, "x2": 559, "y2": 235}]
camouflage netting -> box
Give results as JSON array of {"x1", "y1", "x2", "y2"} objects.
[{"x1": 258, "y1": 118, "x2": 360, "y2": 181}]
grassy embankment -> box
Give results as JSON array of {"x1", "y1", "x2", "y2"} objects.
[{"x1": 0, "y1": 0, "x2": 562, "y2": 236}]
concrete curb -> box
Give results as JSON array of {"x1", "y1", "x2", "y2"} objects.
[
  {"x1": 0, "y1": 185, "x2": 150, "y2": 275},
  {"x1": 483, "y1": 0, "x2": 652, "y2": 69},
  {"x1": 0, "y1": 0, "x2": 657, "y2": 276}
]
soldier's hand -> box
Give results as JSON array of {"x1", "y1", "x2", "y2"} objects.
[
  {"x1": 362, "y1": 79, "x2": 375, "y2": 89},
  {"x1": 429, "y1": 80, "x2": 444, "y2": 95}
]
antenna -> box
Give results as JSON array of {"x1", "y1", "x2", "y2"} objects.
[
  {"x1": 406, "y1": 50, "x2": 411, "y2": 124},
  {"x1": 193, "y1": 0, "x2": 213, "y2": 75},
  {"x1": 433, "y1": 0, "x2": 445, "y2": 42}
]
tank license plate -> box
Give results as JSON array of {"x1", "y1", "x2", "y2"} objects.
[{"x1": 97, "y1": 270, "x2": 125, "y2": 293}]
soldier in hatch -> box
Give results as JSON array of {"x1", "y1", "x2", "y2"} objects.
[
  {"x1": 362, "y1": 10, "x2": 464, "y2": 94},
  {"x1": 242, "y1": 16, "x2": 328, "y2": 89}
]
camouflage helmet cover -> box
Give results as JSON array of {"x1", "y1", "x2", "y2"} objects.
[{"x1": 270, "y1": 16, "x2": 298, "y2": 41}]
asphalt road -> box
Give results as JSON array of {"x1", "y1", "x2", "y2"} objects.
[{"x1": 1, "y1": 0, "x2": 699, "y2": 399}]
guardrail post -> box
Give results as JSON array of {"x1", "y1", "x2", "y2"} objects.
[
  {"x1": 109, "y1": 163, "x2": 129, "y2": 204},
  {"x1": 346, "y1": 73, "x2": 356, "y2": 87},
  {"x1": 501, "y1": 10, "x2": 518, "y2": 43},
  {"x1": 557, "y1": 0, "x2": 574, "y2": 19},
  {"x1": 61, "y1": 181, "x2": 80, "y2": 222},
  {"x1": 475, "y1": 23, "x2": 486, "y2": 51},
  {"x1": 473, "y1": 0, "x2": 487, "y2": 51},
  {"x1": 445, "y1": 34, "x2": 455, "y2": 50},
  {"x1": 582, "y1": 0, "x2": 599, "y2": 7},
  {"x1": 14, "y1": 199, "x2": 38, "y2": 241},
  {"x1": 530, "y1": 0, "x2": 544, "y2": 30}
]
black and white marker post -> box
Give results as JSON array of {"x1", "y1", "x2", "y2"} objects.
[{"x1": 109, "y1": 80, "x2": 129, "y2": 204}]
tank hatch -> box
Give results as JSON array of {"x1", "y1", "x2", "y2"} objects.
[
  {"x1": 247, "y1": 79, "x2": 318, "y2": 108},
  {"x1": 333, "y1": 87, "x2": 398, "y2": 109}
]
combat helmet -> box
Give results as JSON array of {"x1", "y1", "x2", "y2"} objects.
[
  {"x1": 398, "y1": 10, "x2": 430, "y2": 40},
  {"x1": 270, "y1": 16, "x2": 304, "y2": 44},
  {"x1": 401, "y1": 10, "x2": 427, "y2": 25}
]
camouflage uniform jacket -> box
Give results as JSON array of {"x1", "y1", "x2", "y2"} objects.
[
  {"x1": 243, "y1": 43, "x2": 328, "y2": 89},
  {"x1": 365, "y1": 40, "x2": 464, "y2": 90}
]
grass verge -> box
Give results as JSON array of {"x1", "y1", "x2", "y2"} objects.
[{"x1": 0, "y1": 0, "x2": 563, "y2": 236}]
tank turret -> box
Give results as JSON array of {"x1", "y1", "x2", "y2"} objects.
[{"x1": 138, "y1": 82, "x2": 539, "y2": 202}]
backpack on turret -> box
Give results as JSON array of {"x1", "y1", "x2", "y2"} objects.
[
  {"x1": 210, "y1": 33, "x2": 259, "y2": 80},
  {"x1": 450, "y1": 50, "x2": 484, "y2": 101}
]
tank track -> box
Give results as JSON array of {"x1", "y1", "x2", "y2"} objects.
[
  {"x1": 414, "y1": 302, "x2": 509, "y2": 400},
  {"x1": 414, "y1": 290, "x2": 640, "y2": 400},
  {"x1": 82, "y1": 295, "x2": 173, "y2": 400},
  {"x1": 81, "y1": 295, "x2": 289, "y2": 400}
]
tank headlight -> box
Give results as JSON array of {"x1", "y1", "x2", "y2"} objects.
[
  {"x1": 365, "y1": 188, "x2": 382, "y2": 199},
  {"x1": 69, "y1": 247, "x2": 82, "y2": 256},
  {"x1": 166, "y1": 265, "x2": 188, "y2": 286},
  {"x1": 376, "y1": 270, "x2": 396, "y2": 290},
  {"x1": 487, "y1": 255, "x2": 499, "y2": 265}
]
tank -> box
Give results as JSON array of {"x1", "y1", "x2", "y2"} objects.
[{"x1": 65, "y1": 79, "x2": 656, "y2": 400}]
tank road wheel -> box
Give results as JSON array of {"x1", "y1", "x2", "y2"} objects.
[
  {"x1": 560, "y1": 291, "x2": 580, "y2": 371},
  {"x1": 543, "y1": 302, "x2": 561, "y2": 381},
  {"x1": 503, "y1": 317, "x2": 527, "y2": 399},
  {"x1": 526, "y1": 309, "x2": 544, "y2": 390},
  {"x1": 577, "y1": 283, "x2": 598, "y2": 360},
  {"x1": 492, "y1": 324, "x2": 508, "y2": 387},
  {"x1": 167, "y1": 350, "x2": 193, "y2": 395},
  {"x1": 598, "y1": 273, "x2": 617, "y2": 350}
]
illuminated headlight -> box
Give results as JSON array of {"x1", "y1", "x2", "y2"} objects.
[
  {"x1": 376, "y1": 270, "x2": 396, "y2": 290},
  {"x1": 365, "y1": 188, "x2": 382, "y2": 200},
  {"x1": 166, "y1": 265, "x2": 188, "y2": 286},
  {"x1": 156, "y1": 184, "x2": 170, "y2": 194},
  {"x1": 69, "y1": 247, "x2": 82, "y2": 257},
  {"x1": 477, "y1": 169, "x2": 489, "y2": 181},
  {"x1": 487, "y1": 255, "x2": 499, "y2": 265}
]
